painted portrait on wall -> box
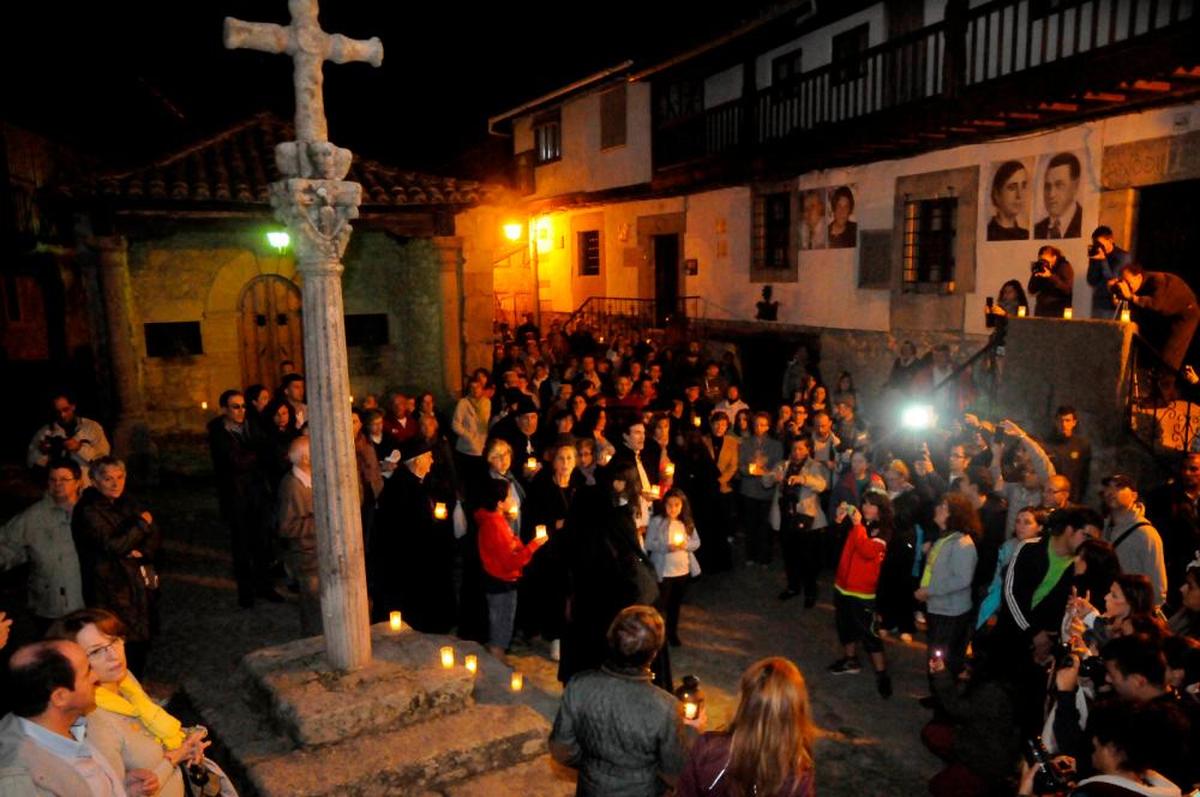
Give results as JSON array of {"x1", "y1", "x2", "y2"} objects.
[
  {"x1": 798, "y1": 188, "x2": 827, "y2": 250},
  {"x1": 826, "y1": 184, "x2": 857, "y2": 249},
  {"x1": 1033, "y1": 150, "x2": 1085, "y2": 239},
  {"x1": 985, "y1": 157, "x2": 1033, "y2": 241}
]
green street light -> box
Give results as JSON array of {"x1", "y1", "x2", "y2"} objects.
[{"x1": 266, "y1": 230, "x2": 290, "y2": 251}]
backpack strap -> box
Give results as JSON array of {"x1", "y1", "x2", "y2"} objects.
[{"x1": 1111, "y1": 521, "x2": 1151, "y2": 551}]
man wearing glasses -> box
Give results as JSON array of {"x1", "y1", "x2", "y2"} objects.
[
  {"x1": 207, "y1": 389, "x2": 278, "y2": 609},
  {"x1": 0, "y1": 461, "x2": 85, "y2": 637}
]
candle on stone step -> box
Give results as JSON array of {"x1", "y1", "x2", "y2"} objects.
[
  {"x1": 440, "y1": 646, "x2": 454, "y2": 669},
  {"x1": 389, "y1": 611, "x2": 403, "y2": 632},
  {"x1": 1062, "y1": 307, "x2": 1073, "y2": 319},
  {"x1": 433, "y1": 502, "x2": 448, "y2": 520},
  {"x1": 510, "y1": 671, "x2": 524, "y2": 691},
  {"x1": 1017, "y1": 305, "x2": 1027, "y2": 318},
  {"x1": 464, "y1": 654, "x2": 478, "y2": 674}
]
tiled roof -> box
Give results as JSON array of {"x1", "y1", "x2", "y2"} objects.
[{"x1": 61, "y1": 113, "x2": 491, "y2": 208}]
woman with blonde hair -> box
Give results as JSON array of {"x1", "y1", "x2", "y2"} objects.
[{"x1": 678, "y1": 657, "x2": 816, "y2": 796}]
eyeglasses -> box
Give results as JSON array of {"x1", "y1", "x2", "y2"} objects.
[{"x1": 86, "y1": 637, "x2": 124, "y2": 659}]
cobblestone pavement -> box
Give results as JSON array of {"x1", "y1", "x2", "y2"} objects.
[{"x1": 8, "y1": 475, "x2": 938, "y2": 796}]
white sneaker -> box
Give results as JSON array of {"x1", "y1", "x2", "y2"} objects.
[{"x1": 549, "y1": 639, "x2": 561, "y2": 662}]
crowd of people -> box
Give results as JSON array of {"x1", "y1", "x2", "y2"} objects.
[{"x1": 4, "y1": 304, "x2": 1200, "y2": 795}]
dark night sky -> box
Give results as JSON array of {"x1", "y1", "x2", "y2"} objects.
[{"x1": 3, "y1": 1, "x2": 774, "y2": 177}]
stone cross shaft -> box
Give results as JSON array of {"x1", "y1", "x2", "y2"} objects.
[
  {"x1": 224, "y1": 0, "x2": 382, "y2": 673},
  {"x1": 224, "y1": 0, "x2": 383, "y2": 142}
]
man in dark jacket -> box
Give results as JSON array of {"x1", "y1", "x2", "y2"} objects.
[
  {"x1": 1043, "y1": 405, "x2": 1092, "y2": 504},
  {"x1": 490, "y1": 396, "x2": 542, "y2": 490},
  {"x1": 208, "y1": 389, "x2": 278, "y2": 608},
  {"x1": 1113, "y1": 263, "x2": 1200, "y2": 400},
  {"x1": 985, "y1": 505, "x2": 1100, "y2": 735},
  {"x1": 1085, "y1": 225, "x2": 1131, "y2": 318},
  {"x1": 1145, "y1": 451, "x2": 1200, "y2": 614}
]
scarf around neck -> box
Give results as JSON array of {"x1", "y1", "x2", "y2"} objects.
[{"x1": 94, "y1": 672, "x2": 186, "y2": 750}]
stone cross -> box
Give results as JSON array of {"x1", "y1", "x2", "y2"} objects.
[
  {"x1": 225, "y1": 0, "x2": 382, "y2": 672},
  {"x1": 224, "y1": 0, "x2": 383, "y2": 142}
]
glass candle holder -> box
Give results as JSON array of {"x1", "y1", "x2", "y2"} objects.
[
  {"x1": 440, "y1": 646, "x2": 454, "y2": 669},
  {"x1": 663, "y1": 463, "x2": 676, "y2": 478},
  {"x1": 684, "y1": 701, "x2": 698, "y2": 720},
  {"x1": 464, "y1": 654, "x2": 478, "y2": 674},
  {"x1": 1120, "y1": 308, "x2": 1131, "y2": 323},
  {"x1": 535, "y1": 524, "x2": 548, "y2": 540},
  {"x1": 389, "y1": 611, "x2": 403, "y2": 632},
  {"x1": 433, "y1": 503, "x2": 448, "y2": 520},
  {"x1": 510, "y1": 672, "x2": 524, "y2": 691},
  {"x1": 649, "y1": 485, "x2": 661, "y2": 499},
  {"x1": 691, "y1": 416, "x2": 701, "y2": 428},
  {"x1": 673, "y1": 531, "x2": 686, "y2": 547},
  {"x1": 1062, "y1": 307, "x2": 1074, "y2": 319},
  {"x1": 1017, "y1": 306, "x2": 1027, "y2": 318}
]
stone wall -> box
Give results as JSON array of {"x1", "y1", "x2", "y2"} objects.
[{"x1": 126, "y1": 223, "x2": 449, "y2": 435}]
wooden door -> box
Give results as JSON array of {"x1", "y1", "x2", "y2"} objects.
[
  {"x1": 239, "y1": 275, "x2": 304, "y2": 388},
  {"x1": 653, "y1": 234, "x2": 680, "y2": 327}
]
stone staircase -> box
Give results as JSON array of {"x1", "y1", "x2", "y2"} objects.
[{"x1": 184, "y1": 623, "x2": 577, "y2": 796}]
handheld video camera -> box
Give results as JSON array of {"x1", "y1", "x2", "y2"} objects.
[
  {"x1": 1025, "y1": 736, "x2": 1074, "y2": 794},
  {"x1": 1030, "y1": 258, "x2": 1052, "y2": 275},
  {"x1": 1087, "y1": 242, "x2": 1103, "y2": 259}
]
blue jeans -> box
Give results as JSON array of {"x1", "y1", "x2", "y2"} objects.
[{"x1": 486, "y1": 588, "x2": 518, "y2": 650}]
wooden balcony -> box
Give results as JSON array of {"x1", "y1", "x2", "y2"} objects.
[{"x1": 652, "y1": 0, "x2": 1199, "y2": 183}]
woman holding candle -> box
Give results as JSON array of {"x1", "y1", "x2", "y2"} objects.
[
  {"x1": 677, "y1": 657, "x2": 816, "y2": 797},
  {"x1": 777, "y1": 437, "x2": 829, "y2": 607},
  {"x1": 521, "y1": 443, "x2": 583, "y2": 659},
  {"x1": 645, "y1": 488, "x2": 701, "y2": 647},
  {"x1": 476, "y1": 477, "x2": 548, "y2": 658}
]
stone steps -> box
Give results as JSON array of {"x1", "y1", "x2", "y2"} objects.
[
  {"x1": 244, "y1": 702, "x2": 550, "y2": 797},
  {"x1": 185, "y1": 623, "x2": 575, "y2": 796},
  {"x1": 439, "y1": 755, "x2": 577, "y2": 797},
  {"x1": 240, "y1": 631, "x2": 476, "y2": 746}
]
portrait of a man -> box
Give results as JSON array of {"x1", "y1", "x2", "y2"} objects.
[
  {"x1": 799, "y1": 188, "x2": 827, "y2": 250},
  {"x1": 1033, "y1": 151, "x2": 1084, "y2": 239}
]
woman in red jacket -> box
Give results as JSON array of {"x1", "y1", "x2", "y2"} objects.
[
  {"x1": 829, "y1": 490, "x2": 894, "y2": 698},
  {"x1": 476, "y1": 477, "x2": 547, "y2": 658}
]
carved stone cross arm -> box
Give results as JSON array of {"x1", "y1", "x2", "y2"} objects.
[{"x1": 224, "y1": 0, "x2": 383, "y2": 142}]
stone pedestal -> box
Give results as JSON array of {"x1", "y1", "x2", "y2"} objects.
[
  {"x1": 996, "y1": 316, "x2": 1135, "y2": 444},
  {"x1": 185, "y1": 624, "x2": 576, "y2": 797}
]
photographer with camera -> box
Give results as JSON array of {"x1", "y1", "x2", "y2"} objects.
[
  {"x1": 26, "y1": 392, "x2": 110, "y2": 483},
  {"x1": 1085, "y1": 226, "x2": 1131, "y2": 319},
  {"x1": 1109, "y1": 263, "x2": 1200, "y2": 402},
  {"x1": 1028, "y1": 246, "x2": 1075, "y2": 318},
  {"x1": 1019, "y1": 699, "x2": 1185, "y2": 797}
]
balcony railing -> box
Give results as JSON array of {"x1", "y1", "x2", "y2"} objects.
[{"x1": 654, "y1": 0, "x2": 1195, "y2": 169}]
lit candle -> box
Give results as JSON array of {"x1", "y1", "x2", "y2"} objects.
[
  {"x1": 389, "y1": 611, "x2": 403, "y2": 632},
  {"x1": 464, "y1": 654, "x2": 478, "y2": 674},
  {"x1": 440, "y1": 646, "x2": 454, "y2": 669},
  {"x1": 349, "y1": 395, "x2": 354, "y2": 404},
  {"x1": 510, "y1": 671, "x2": 524, "y2": 691},
  {"x1": 691, "y1": 416, "x2": 701, "y2": 428},
  {"x1": 1063, "y1": 307, "x2": 1074, "y2": 319},
  {"x1": 649, "y1": 485, "x2": 661, "y2": 499},
  {"x1": 525, "y1": 457, "x2": 539, "y2": 472},
  {"x1": 748, "y1": 463, "x2": 760, "y2": 476},
  {"x1": 506, "y1": 504, "x2": 519, "y2": 520},
  {"x1": 1120, "y1": 308, "x2": 1131, "y2": 323},
  {"x1": 672, "y1": 530, "x2": 686, "y2": 547},
  {"x1": 663, "y1": 462, "x2": 676, "y2": 478},
  {"x1": 1016, "y1": 306, "x2": 1027, "y2": 318},
  {"x1": 684, "y1": 702, "x2": 698, "y2": 720},
  {"x1": 600, "y1": 452, "x2": 612, "y2": 466},
  {"x1": 535, "y1": 524, "x2": 548, "y2": 540},
  {"x1": 200, "y1": 401, "x2": 208, "y2": 411},
  {"x1": 433, "y1": 502, "x2": 448, "y2": 520}
]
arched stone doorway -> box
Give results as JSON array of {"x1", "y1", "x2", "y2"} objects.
[{"x1": 238, "y1": 274, "x2": 304, "y2": 388}]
